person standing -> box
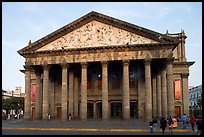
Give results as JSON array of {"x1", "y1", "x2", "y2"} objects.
[
  {"x1": 189, "y1": 115, "x2": 196, "y2": 132},
  {"x1": 168, "y1": 116, "x2": 174, "y2": 135},
  {"x1": 68, "y1": 113, "x2": 72, "y2": 121},
  {"x1": 172, "y1": 116, "x2": 178, "y2": 128},
  {"x1": 181, "y1": 114, "x2": 188, "y2": 129},
  {"x1": 160, "y1": 117, "x2": 167, "y2": 133}
]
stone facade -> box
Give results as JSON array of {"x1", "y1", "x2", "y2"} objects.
[{"x1": 18, "y1": 11, "x2": 194, "y2": 121}]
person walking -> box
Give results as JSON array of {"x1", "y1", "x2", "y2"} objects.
[
  {"x1": 160, "y1": 117, "x2": 167, "y2": 134},
  {"x1": 196, "y1": 117, "x2": 202, "y2": 135},
  {"x1": 149, "y1": 120, "x2": 154, "y2": 133},
  {"x1": 181, "y1": 114, "x2": 188, "y2": 129},
  {"x1": 167, "y1": 116, "x2": 174, "y2": 135},
  {"x1": 189, "y1": 115, "x2": 196, "y2": 132},
  {"x1": 153, "y1": 118, "x2": 158, "y2": 132}
]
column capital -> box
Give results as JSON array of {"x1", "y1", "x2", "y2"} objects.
[
  {"x1": 81, "y1": 62, "x2": 88, "y2": 69},
  {"x1": 122, "y1": 60, "x2": 130, "y2": 66},
  {"x1": 23, "y1": 65, "x2": 33, "y2": 71},
  {"x1": 61, "y1": 63, "x2": 69, "y2": 69},
  {"x1": 181, "y1": 73, "x2": 189, "y2": 78},
  {"x1": 144, "y1": 58, "x2": 152, "y2": 65},
  {"x1": 166, "y1": 57, "x2": 174, "y2": 64},
  {"x1": 101, "y1": 61, "x2": 108, "y2": 67},
  {"x1": 42, "y1": 64, "x2": 50, "y2": 70}
]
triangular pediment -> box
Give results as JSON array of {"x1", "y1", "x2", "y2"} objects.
[
  {"x1": 18, "y1": 11, "x2": 179, "y2": 55},
  {"x1": 37, "y1": 21, "x2": 158, "y2": 51}
]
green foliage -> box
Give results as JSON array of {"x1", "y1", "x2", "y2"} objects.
[{"x1": 2, "y1": 97, "x2": 24, "y2": 114}]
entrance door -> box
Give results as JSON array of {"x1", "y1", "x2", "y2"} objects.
[
  {"x1": 56, "y1": 107, "x2": 62, "y2": 119},
  {"x1": 111, "y1": 102, "x2": 122, "y2": 118},
  {"x1": 87, "y1": 103, "x2": 93, "y2": 119},
  {"x1": 174, "y1": 106, "x2": 181, "y2": 117},
  {"x1": 96, "y1": 102, "x2": 102, "y2": 118},
  {"x1": 130, "y1": 102, "x2": 138, "y2": 118}
]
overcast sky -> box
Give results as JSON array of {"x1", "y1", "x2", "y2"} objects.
[{"x1": 2, "y1": 2, "x2": 202, "y2": 92}]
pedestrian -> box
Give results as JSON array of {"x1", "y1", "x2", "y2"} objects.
[
  {"x1": 189, "y1": 115, "x2": 196, "y2": 132},
  {"x1": 196, "y1": 117, "x2": 202, "y2": 135},
  {"x1": 172, "y1": 116, "x2": 178, "y2": 128},
  {"x1": 68, "y1": 113, "x2": 72, "y2": 121},
  {"x1": 168, "y1": 116, "x2": 174, "y2": 135},
  {"x1": 181, "y1": 114, "x2": 188, "y2": 129},
  {"x1": 152, "y1": 117, "x2": 158, "y2": 132},
  {"x1": 160, "y1": 117, "x2": 167, "y2": 133},
  {"x1": 149, "y1": 120, "x2": 153, "y2": 133},
  {"x1": 48, "y1": 114, "x2": 51, "y2": 120}
]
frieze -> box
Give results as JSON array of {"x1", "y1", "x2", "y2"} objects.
[
  {"x1": 37, "y1": 21, "x2": 158, "y2": 51},
  {"x1": 30, "y1": 50, "x2": 170, "y2": 65}
]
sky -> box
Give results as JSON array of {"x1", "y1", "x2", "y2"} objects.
[{"x1": 2, "y1": 2, "x2": 202, "y2": 93}]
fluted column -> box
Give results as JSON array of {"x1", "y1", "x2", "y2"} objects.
[
  {"x1": 74, "y1": 76, "x2": 79, "y2": 118},
  {"x1": 122, "y1": 60, "x2": 130, "y2": 120},
  {"x1": 161, "y1": 69, "x2": 167, "y2": 118},
  {"x1": 102, "y1": 61, "x2": 109, "y2": 120},
  {"x1": 144, "y1": 59, "x2": 152, "y2": 120},
  {"x1": 61, "y1": 63, "x2": 68, "y2": 121},
  {"x1": 182, "y1": 73, "x2": 190, "y2": 116},
  {"x1": 156, "y1": 73, "x2": 161, "y2": 118},
  {"x1": 81, "y1": 62, "x2": 87, "y2": 120},
  {"x1": 42, "y1": 64, "x2": 50, "y2": 120},
  {"x1": 69, "y1": 70, "x2": 74, "y2": 118},
  {"x1": 35, "y1": 72, "x2": 41, "y2": 119},
  {"x1": 24, "y1": 65, "x2": 32, "y2": 120},
  {"x1": 167, "y1": 58, "x2": 174, "y2": 117},
  {"x1": 152, "y1": 77, "x2": 157, "y2": 118}
]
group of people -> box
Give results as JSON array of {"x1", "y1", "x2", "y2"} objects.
[{"x1": 149, "y1": 114, "x2": 202, "y2": 135}]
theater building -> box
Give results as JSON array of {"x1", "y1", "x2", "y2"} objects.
[{"x1": 18, "y1": 11, "x2": 194, "y2": 121}]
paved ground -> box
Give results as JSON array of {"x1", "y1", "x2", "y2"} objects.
[{"x1": 2, "y1": 118, "x2": 199, "y2": 135}]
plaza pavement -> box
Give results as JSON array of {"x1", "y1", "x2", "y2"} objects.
[{"x1": 2, "y1": 118, "x2": 197, "y2": 134}]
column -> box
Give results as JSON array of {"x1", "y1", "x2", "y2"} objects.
[
  {"x1": 50, "y1": 81, "x2": 55, "y2": 118},
  {"x1": 24, "y1": 65, "x2": 32, "y2": 120},
  {"x1": 144, "y1": 59, "x2": 152, "y2": 120},
  {"x1": 182, "y1": 73, "x2": 190, "y2": 116},
  {"x1": 137, "y1": 63, "x2": 145, "y2": 118},
  {"x1": 93, "y1": 101, "x2": 97, "y2": 119},
  {"x1": 42, "y1": 64, "x2": 50, "y2": 120},
  {"x1": 81, "y1": 62, "x2": 87, "y2": 120},
  {"x1": 102, "y1": 61, "x2": 109, "y2": 120},
  {"x1": 167, "y1": 58, "x2": 174, "y2": 117},
  {"x1": 35, "y1": 72, "x2": 41, "y2": 119},
  {"x1": 74, "y1": 76, "x2": 79, "y2": 118},
  {"x1": 152, "y1": 77, "x2": 157, "y2": 118},
  {"x1": 61, "y1": 63, "x2": 68, "y2": 121},
  {"x1": 156, "y1": 73, "x2": 161, "y2": 118},
  {"x1": 122, "y1": 60, "x2": 130, "y2": 120},
  {"x1": 69, "y1": 70, "x2": 74, "y2": 118},
  {"x1": 161, "y1": 69, "x2": 167, "y2": 118}
]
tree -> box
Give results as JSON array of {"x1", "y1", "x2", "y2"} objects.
[{"x1": 2, "y1": 97, "x2": 24, "y2": 114}]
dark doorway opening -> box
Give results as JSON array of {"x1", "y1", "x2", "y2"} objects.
[{"x1": 111, "y1": 102, "x2": 122, "y2": 119}]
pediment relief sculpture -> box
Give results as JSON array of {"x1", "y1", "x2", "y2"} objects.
[{"x1": 37, "y1": 21, "x2": 158, "y2": 51}]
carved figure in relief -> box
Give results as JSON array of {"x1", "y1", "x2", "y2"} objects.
[{"x1": 44, "y1": 21, "x2": 156, "y2": 50}]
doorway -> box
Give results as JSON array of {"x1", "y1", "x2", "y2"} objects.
[{"x1": 111, "y1": 102, "x2": 122, "y2": 119}]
